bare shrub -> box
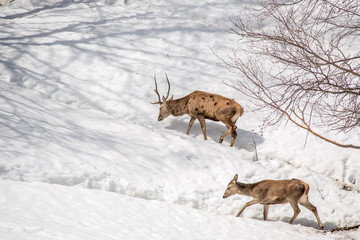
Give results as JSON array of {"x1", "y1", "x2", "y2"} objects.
[{"x1": 225, "y1": 0, "x2": 360, "y2": 149}]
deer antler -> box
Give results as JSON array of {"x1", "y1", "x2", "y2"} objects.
[
  {"x1": 150, "y1": 73, "x2": 173, "y2": 104},
  {"x1": 151, "y1": 73, "x2": 162, "y2": 104},
  {"x1": 164, "y1": 73, "x2": 173, "y2": 101}
]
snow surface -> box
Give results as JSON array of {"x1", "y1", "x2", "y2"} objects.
[{"x1": 0, "y1": 0, "x2": 359, "y2": 239}]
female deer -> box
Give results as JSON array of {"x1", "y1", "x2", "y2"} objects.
[{"x1": 223, "y1": 174, "x2": 323, "y2": 229}]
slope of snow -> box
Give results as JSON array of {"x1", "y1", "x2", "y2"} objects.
[
  {"x1": 0, "y1": 0, "x2": 359, "y2": 239},
  {"x1": 1, "y1": 180, "x2": 338, "y2": 240}
]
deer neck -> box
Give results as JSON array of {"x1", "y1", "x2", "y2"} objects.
[
  {"x1": 167, "y1": 96, "x2": 189, "y2": 117},
  {"x1": 235, "y1": 182, "x2": 254, "y2": 197}
]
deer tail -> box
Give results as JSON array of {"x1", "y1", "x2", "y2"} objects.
[
  {"x1": 231, "y1": 105, "x2": 244, "y2": 123},
  {"x1": 297, "y1": 180, "x2": 309, "y2": 199}
]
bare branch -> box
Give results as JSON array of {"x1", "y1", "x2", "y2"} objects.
[{"x1": 225, "y1": 0, "x2": 360, "y2": 149}]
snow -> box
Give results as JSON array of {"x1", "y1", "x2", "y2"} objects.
[
  {"x1": 0, "y1": 180, "x2": 334, "y2": 240},
  {"x1": 0, "y1": 0, "x2": 359, "y2": 239}
]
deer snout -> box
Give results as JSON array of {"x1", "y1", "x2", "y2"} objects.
[
  {"x1": 158, "y1": 116, "x2": 164, "y2": 121},
  {"x1": 223, "y1": 194, "x2": 228, "y2": 199}
]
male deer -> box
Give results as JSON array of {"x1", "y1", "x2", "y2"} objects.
[
  {"x1": 151, "y1": 74, "x2": 244, "y2": 147},
  {"x1": 223, "y1": 174, "x2": 323, "y2": 229}
]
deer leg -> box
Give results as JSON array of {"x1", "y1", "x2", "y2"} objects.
[
  {"x1": 299, "y1": 199, "x2": 323, "y2": 229},
  {"x1": 219, "y1": 125, "x2": 231, "y2": 143},
  {"x1": 186, "y1": 117, "x2": 196, "y2": 135},
  {"x1": 263, "y1": 205, "x2": 269, "y2": 221},
  {"x1": 197, "y1": 114, "x2": 207, "y2": 140},
  {"x1": 236, "y1": 199, "x2": 259, "y2": 217},
  {"x1": 230, "y1": 127, "x2": 237, "y2": 147},
  {"x1": 289, "y1": 201, "x2": 301, "y2": 224}
]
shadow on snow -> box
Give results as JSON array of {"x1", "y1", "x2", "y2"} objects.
[{"x1": 164, "y1": 117, "x2": 264, "y2": 151}]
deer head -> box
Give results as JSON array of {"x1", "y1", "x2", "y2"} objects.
[
  {"x1": 223, "y1": 174, "x2": 238, "y2": 198},
  {"x1": 151, "y1": 73, "x2": 173, "y2": 121}
]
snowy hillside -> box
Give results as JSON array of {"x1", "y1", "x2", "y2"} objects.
[{"x1": 0, "y1": 0, "x2": 359, "y2": 239}]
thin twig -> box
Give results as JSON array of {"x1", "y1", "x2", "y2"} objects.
[{"x1": 250, "y1": 135, "x2": 259, "y2": 161}]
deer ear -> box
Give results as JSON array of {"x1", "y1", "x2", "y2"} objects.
[
  {"x1": 162, "y1": 96, "x2": 167, "y2": 102},
  {"x1": 233, "y1": 174, "x2": 238, "y2": 181}
]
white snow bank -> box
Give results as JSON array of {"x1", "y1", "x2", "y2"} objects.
[
  {"x1": 0, "y1": 180, "x2": 344, "y2": 240},
  {"x1": 1, "y1": 78, "x2": 359, "y2": 232}
]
